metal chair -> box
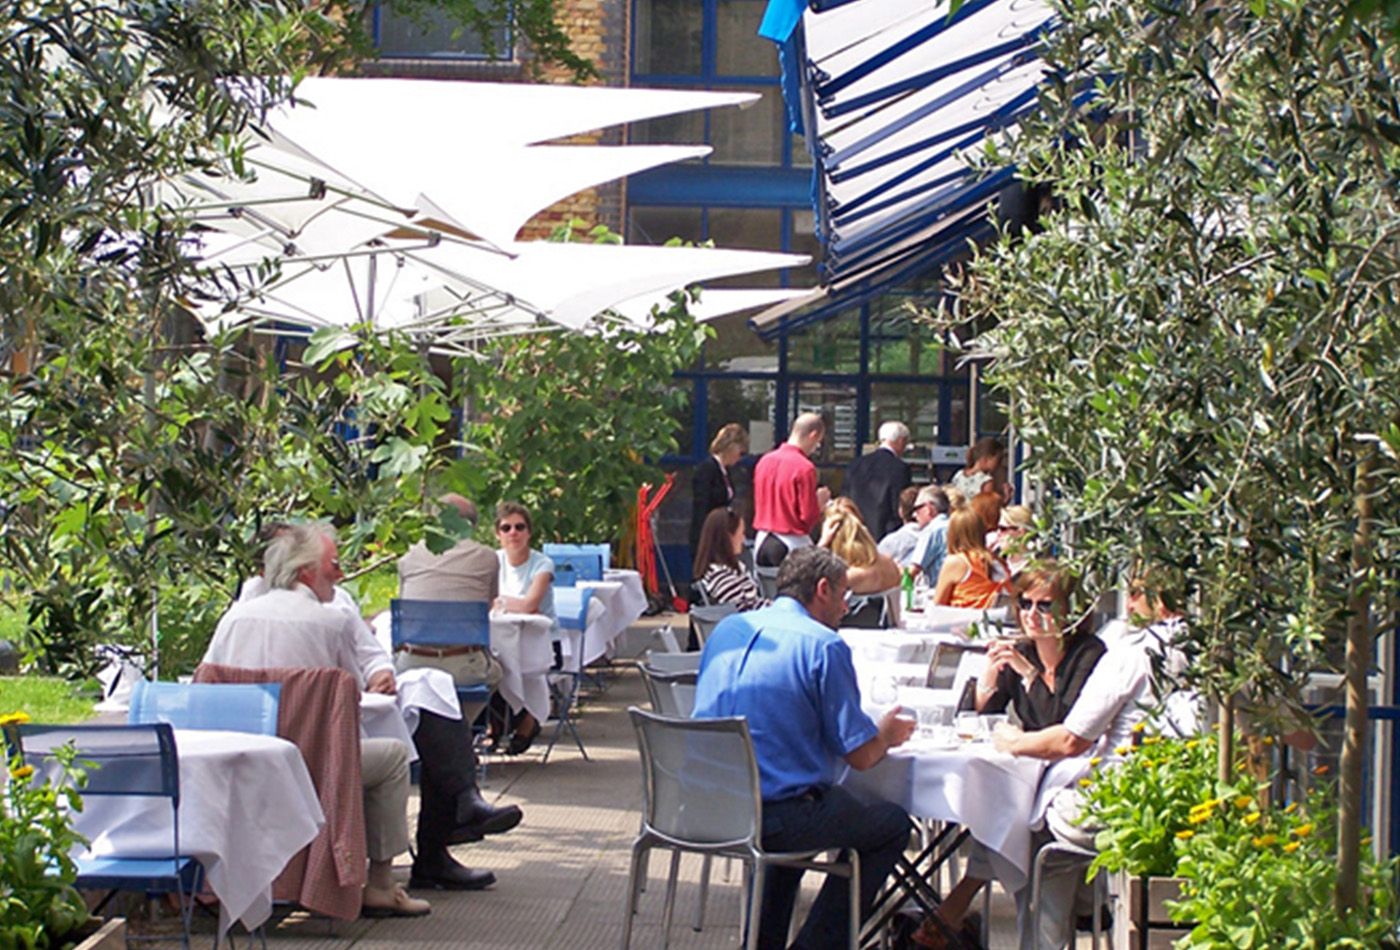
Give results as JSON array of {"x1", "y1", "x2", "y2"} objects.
[
  {"x1": 644, "y1": 650, "x2": 702, "y2": 674},
  {"x1": 129, "y1": 680, "x2": 281, "y2": 735},
  {"x1": 390, "y1": 599, "x2": 494, "y2": 720},
  {"x1": 544, "y1": 587, "x2": 594, "y2": 762},
  {"x1": 844, "y1": 586, "x2": 901, "y2": 629},
  {"x1": 638, "y1": 665, "x2": 697, "y2": 718},
  {"x1": 754, "y1": 565, "x2": 780, "y2": 601},
  {"x1": 621, "y1": 708, "x2": 861, "y2": 950},
  {"x1": 1029, "y1": 839, "x2": 1108, "y2": 950},
  {"x1": 689, "y1": 604, "x2": 737, "y2": 646},
  {"x1": 11, "y1": 723, "x2": 202, "y2": 949},
  {"x1": 544, "y1": 543, "x2": 611, "y2": 571}
]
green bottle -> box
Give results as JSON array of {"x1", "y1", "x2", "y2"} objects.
[{"x1": 902, "y1": 567, "x2": 914, "y2": 610}]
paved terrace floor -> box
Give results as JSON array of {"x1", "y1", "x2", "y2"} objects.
[{"x1": 162, "y1": 614, "x2": 1094, "y2": 950}]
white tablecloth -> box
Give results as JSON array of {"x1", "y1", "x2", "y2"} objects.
[
  {"x1": 360, "y1": 692, "x2": 418, "y2": 759},
  {"x1": 491, "y1": 612, "x2": 554, "y2": 723},
  {"x1": 576, "y1": 569, "x2": 647, "y2": 664},
  {"x1": 69, "y1": 730, "x2": 323, "y2": 936}
]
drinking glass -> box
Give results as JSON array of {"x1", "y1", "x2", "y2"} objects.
[
  {"x1": 868, "y1": 674, "x2": 899, "y2": 707},
  {"x1": 955, "y1": 711, "x2": 980, "y2": 741}
]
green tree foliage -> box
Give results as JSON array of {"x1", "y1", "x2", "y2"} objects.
[{"x1": 932, "y1": 0, "x2": 1399, "y2": 907}]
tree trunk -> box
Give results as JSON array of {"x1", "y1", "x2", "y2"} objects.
[
  {"x1": 1217, "y1": 694, "x2": 1234, "y2": 786},
  {"x1": 1336, "y1": 452, "x2": 1374, "y2": 913}
]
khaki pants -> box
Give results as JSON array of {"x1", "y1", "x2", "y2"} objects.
[
  {"x1": 361, "y1": 737, "x2": 411, "y2": 862},
  {"x1": 396, "y1": 648, "x2": 504, "y2": 689}
]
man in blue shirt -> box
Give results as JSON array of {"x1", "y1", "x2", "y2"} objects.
[{"x1": 694, "y1": 546, "x2": 914, "y2": 949}]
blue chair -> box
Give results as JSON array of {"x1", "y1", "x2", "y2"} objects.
[
  {"x1": 390, "y1": 599, "x2": 494, "y2": 714},
  {"x1": 11, "y1": 723, "x2": 202, "y2": 949},
  {"x1": 128, "y1": 681, "x2": 281, "y2": 735},
  {"x1": 544, "y1": 587, "x2": 594, "y2": 763},
  {"x1": 549, "y1": 551, "x2": 604, "y2": 585},
  {"x1": 544, "y1": 543, "x2": 611, "y2": 572}
]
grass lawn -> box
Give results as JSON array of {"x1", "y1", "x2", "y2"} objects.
[{"x1": 0, "y1": 676, "x2": 96, "y2": 724}]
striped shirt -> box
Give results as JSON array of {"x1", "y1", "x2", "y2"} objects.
[{"x1": 697, "y1": 563, "x2": 769, "y2": 612}]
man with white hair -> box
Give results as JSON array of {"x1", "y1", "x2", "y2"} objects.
[
  {"x1": 753, "y1": 412, "x2": 833, "y2": 567},
  {"x1": 845, "y1": 420, "x2": 912, "y2": 540},
  {"x1": 878, "y1": 484, "x2": 948, "y2": 568}
]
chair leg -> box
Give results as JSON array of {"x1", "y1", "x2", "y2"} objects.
[
  {"x1": 660, "y1": 850, "x2": 681, "y2": 950},
  {"x1": 694, "y1": 854, "x2": 712, "y2": 932},
  {"x1": 848, "y1": 852, "x2": 862, "y2": 950},
  {"x1": 746, "y1": 863, "x2": 766, "y2": 950},
  {"x1": 621, "y1": 840, "x2": 649, "y2": 950}
]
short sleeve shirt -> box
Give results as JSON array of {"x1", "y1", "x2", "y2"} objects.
[
  {"x1": 693, "y1": 597, "x2": 878, "y2": 801},
  {"x1": 497, "y1": 549, "x2": 557, "y2": 625}
]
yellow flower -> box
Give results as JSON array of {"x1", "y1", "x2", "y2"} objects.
[
  {"x1": 1242, "y1": 812, "x2": 1261, "y2": 825},
  {"x1": 1261, "y1": 737, "x2": 1275, "y2": 746},
  {"x1": 1142, "y1": 735, "x2": 1161, "y2": 745},
  {"x1": 1189, "y1": 812, "x2": 1212, "y2": 825},
  {"x1": 9, "y1": 764, "x2": 33, "y2": 780},
  {"x1": 1114, "y1": 745, "x2": 1131, "y2": 756},
  {"x1": 0, "y1": 711, "x2": 31, "y2": 727},
  {"x1": 1292, "y1": 823, "x2": 1314, "y2": 838},
  {"x1": 1131, "y1": 722, "x2": 1147, "y2": 734},
  {"x1": 1284, "y1": 802, "x2": 1299, "y2": 814},
  {"x1": 1175, "y1": 830, "x2": 1195, "y2": 840},
  {"x1": 1234, "y1": 796, "x2": 1253, "y2": 809},
  {"x1": 1282, "y1": 842, "x2": 1300, "y2": 853},
  {"x1": 1252, "y1": 834, "x2": 1278, "y2": 848},
  {"x1": 1078, "y1": 778, "x2": 1093, "y2": 788},
  {"x1": 1184, "y1": 739, "x2": 1200, "y2": 750},
  {"x1": 1089, "y1": 757, "x2": 1102, "y2": 767}
]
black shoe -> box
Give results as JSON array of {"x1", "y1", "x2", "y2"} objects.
[
  {"x1": 448, "y1": 794, "x2": 523, "y2": 844},
  {"x1": 409, "y1": 860, "x2": 496, "y2": 891},
  {"x1": 505, "y1": 720, "x2": 542, "y2": 756},
  {"x1": 1075, "y1": 905, "x2": 1112, "y2": 932}
]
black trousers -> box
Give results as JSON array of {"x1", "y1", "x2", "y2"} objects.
[
  {"x1": 412, "y1": 710, "x2": 480, "y2": 856},
  {"x1": 758, "y1": 785, "x2": 911, "y2": 950},
  {"x1": 756, "y1": 534, "x2": 793, "y2": 568}
]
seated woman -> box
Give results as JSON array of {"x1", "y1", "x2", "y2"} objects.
[
  {"x1": 915, "y1": 561, "x2": 1106, "y2": 948},
  {"x1": 692, "y1": 508, "x2": 768, "y2": 611},
  {"x1": 489, "y1": 501, "x2": 555, "y2": 755},
  {"x1": 931, "y1": 508, "x2": 1010, "y2": 609},
  {"x1": 819, "y1": 497, "x2": 903, "y2": 627}
]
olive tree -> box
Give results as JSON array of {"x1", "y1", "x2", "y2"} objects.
[{"x1": 936, "y1": 0, "x2": 1400, "y2": 910}]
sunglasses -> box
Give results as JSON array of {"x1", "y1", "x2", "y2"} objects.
[
  {"x1": 497, "y1": 522, "x2": 529, "y2": 533},
  {"x1": 1017, "y1": 596, "x2": 1057, "y2": 615}
]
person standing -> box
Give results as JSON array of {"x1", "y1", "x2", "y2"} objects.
[
  {"x1": 752, "y1": 412, "x2": 831, "y2": 567},
  {"x1": 844, "y1": 421, "x2": 912, "y2": 540},
  {"x1": 694, "y1": 546, "x2": 914, "y2": 949},
  {"x1": 691, "y1": 423, "x2": 749, "y2": 550}
]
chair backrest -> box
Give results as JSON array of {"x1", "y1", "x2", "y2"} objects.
[
  {"x1": 690, "y1": 604, "x2": 738, "y2": 645},
  {"x1": 628, "y1": 707, "x2": 761, "y2": 848},
  {"x1": 754, "y1": 565, "x2": 780, "y2": 601},
  {"x1": 14, "y1": 722, "x2": 179, "y2": 802},
  {"x1": 391, "y1": 599, "x2": 491, "y2": 649},
  {"x1": 544, "y1": 543, "x2": 611, "y2": 572},
  {"x1": 129, "y1": 680, "x2": 281, "y2": 736},
  {"x1": 550, "y1": 551, "x2": 604, "y2": 584},
  {"x1": 554, "y1": 586, "x2": 594, "y2": 632},
  {"x1": 845, "y1": 586, "x2": 902, "y2": 629},
  {"x1": 638, "y1": 666, "x2": 699, "y2": 717},
  {"x1": 645, "y1": 650, "x2": 703, "y2": 674}
]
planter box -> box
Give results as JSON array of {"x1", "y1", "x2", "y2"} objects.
[
  {"x1": 73, "y1": 918, "x2": 126, "y2": 950},
  {"x1": 1111, "y1": 872, "x2": 1193, "y2": 950}
]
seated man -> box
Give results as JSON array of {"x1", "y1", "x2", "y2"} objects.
[
  {"x1": 693, "y1": 546, "x2": 915, "y2": 950},
  {"x1": 909, "y1": 485, "x2": 953, "y2": 579},
  {"x1": 880, "y1": 485, "x2": 949, "y2": 569},
  {"x1": 207, "y1": 523, "x2": 520, "y2": 911}
]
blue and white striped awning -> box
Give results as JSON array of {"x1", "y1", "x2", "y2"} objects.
[{"x1": 751, "y1": 0, "x2": 1057, "y2": 335}]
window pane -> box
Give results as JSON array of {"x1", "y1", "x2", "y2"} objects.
[
  {"x1": 707, "y1": 377, "x2": 777, "y2": 454},
  {"x1": 703, "y1": 311, "x2": 779, "y2": 373},
  {"x1": 977, "y1": 377, "x2": 1008, "y2": 436},
  {"x1": 868, "y1": 381, "x2": 940, "y2": 484},
  {"x1": 868, "y1": 300, "x2": 943, "y2": 375},
  {"x1": 630, "y1": 109, "x2": 706, "y2": 147},
  {"x1": 375, "y1": 4, "x2": 508, "y2": 59},
  {"x1": 635, "y1": 0, "x2": 703, "y2": 75},
  {"x1": 707, "y1": 208, "x2": 783, "y2": 288},
  {"x1": 786, "y1": 309, "x2": 861, "y2": 374},
  {"x1": 628, "y1": 206, "x2": 703, "y2": 246},
  {"x1": 788, "y1": 380, "x2": 859, "y2": 467},
  {"x1": 711, "y1": 88, "x2": 784, "y2": 165},
  {"x1": 716, "y1": 0, "x2": 777, "y2": 77},
  {"x1": 788, "y1": 208, "x2": 822, "y2": 287}
]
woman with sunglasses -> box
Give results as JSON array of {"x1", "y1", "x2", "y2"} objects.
[
  {"x1": 912, "y1": 561, "x2": 1105, "y2": 949},
  {"x1": 491, "y1": 501, "x2": 555, "y2": 754}
]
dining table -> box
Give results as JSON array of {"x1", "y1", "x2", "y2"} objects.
[
  {"x1": 66, "y1": 728, "x2": 324, "y2": 938},
  {"x1": 574, "y1": 568, "x2": 648, "y2": 665}
]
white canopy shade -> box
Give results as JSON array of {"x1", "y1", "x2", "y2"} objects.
[{"x1": 610, "y1": 288, "x2": 815, "y2": 326}]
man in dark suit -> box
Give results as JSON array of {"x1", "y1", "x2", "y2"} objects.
[{"x1": 844, "y1": 421, "x2": 912, "y2": 539}]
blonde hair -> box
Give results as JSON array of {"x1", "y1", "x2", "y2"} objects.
[
  {"x1": 709, "y1": 423, "x2": 749, "y2": 457},
  {"x1": 946, "y1": 508, "x2": 994, "y2": 569},
  {"x1": 823, "y1": 497, "x2": 879, "y2": 568},
  {"x1": 943, "y1": 486, "x2": 968, "y2": 511}
]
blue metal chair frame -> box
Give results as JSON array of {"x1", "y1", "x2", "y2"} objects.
[
  {"x1": 545, "y1": 587, "x2": 594, "y2": 763},
  {"x1": 550, "y1": 551, "x2": 605, "y2": 585},
  {"x1": 128, "y1": 681, "x2": 282, "y2": 736},
  {"x1": 11, "y1": 723, "x2": 202, "y2": 949},
  {"x1": 544, "y1": 543, "x2": 611, "y2": 572},
  {"x1": 390, "y1": 598, "x2": 494, "y2": 712}
]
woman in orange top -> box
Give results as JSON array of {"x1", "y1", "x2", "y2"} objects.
[{"x1": 932, "y1": 508, "x2": 1009, "y2": 608}]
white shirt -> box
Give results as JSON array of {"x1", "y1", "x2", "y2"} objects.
[
  {"x1": 877, "y1": 521, "x2": 927, "y2": 566},
  {"x1": 206, "y1": 585, "x2": 365, "y2": 688},
  {"x1": 238, "y1": 577, "x2": 393, "y2": 682}
]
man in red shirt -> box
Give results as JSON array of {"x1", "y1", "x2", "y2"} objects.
[{"x1": 753, "y1": 412, "x2": 832, "y2": 567}]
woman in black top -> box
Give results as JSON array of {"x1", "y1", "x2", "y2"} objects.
[
  {"x1": 690, "y1": 423, "x2": 748, "y2": 550},
  {"x1": 974, "y1": 560, "x2": 1105, "y2": 727}
]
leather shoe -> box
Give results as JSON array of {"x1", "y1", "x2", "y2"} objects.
[
  {"x1": 409, "y1": 861, "x2": 496, "y2": 891},
  {"x1": 361, "y1": 884, "x2": 431, "y2": 918},
  {"x1": 447, "y1": 793, "x2": 523, "y2": 844},
  {"x1": 505, "y1": 719, "x2": 542, "y2": 756}
]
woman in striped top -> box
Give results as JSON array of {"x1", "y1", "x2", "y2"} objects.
[{"x1": 693, "y1": 508, "x2": 768, "y2": 611}]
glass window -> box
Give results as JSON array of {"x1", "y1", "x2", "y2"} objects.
[
  {"x1": 716, "y1": 0, "x2": 777, "y2": 77},
  {"x1": 788, "y1": 380, "x2": 859, "y2": 466},
  {"x1": 703, "y1": 311, "x2": 779, "y2": 373},
  {"x1": 710, "y1": 88, "x2": 785, "y2": 165},
  {"x1": 707, "y1": 377, "x2": 777, "y2": 451},
  {"x1": 630, "y1": 109, "x2": 706, "y2": 148},
  {"x1": 707, "y1": 208, "x2": 783, "y2": 287},
  {"x1": 375, "y1": 4, "x2": 509, "y2": 59},
  {"x1": 628, "y1": 206, "x2": 704, "y2": 246},
  {"x1": 977, "y1": 377, "x2": 1008, "y2": 435},
  {"x1": 868, "y1": 301, "x2": 943, "y2": 375},
  {"x1": 788, "y1": 208, "x2": 821, "y2": 287},
  {"x1": 634, "y1": 0, "x2": 703, "y2": 75},
  {"x1": 869, "y1": 381, "x2": 940, "y2": 483},
  {"x1": 786, "y1": 309, "x2": 861, "y2": 374},
  {"x1": 668, "y1": 379, "x2": 696, "y2": 456}
]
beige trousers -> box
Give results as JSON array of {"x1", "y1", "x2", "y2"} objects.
[{"x1": 361, "y1": 737, "x2": 411, "y2": 862}]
